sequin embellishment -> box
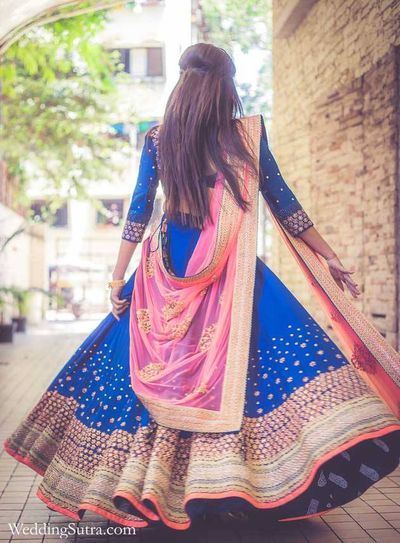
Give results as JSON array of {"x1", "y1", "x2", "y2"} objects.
[
  {"x1": 138, "y1": 362, "x2": 166, "y2": 381},
  {"x1": 282, "y1": 209, "x2": 313, "y2": 237},
  {"x1": 136, "y1": 309, "x2": 151, "y2": 333},
  {"x1": 198, "y1": 324, "x2": 217, "y2": 352},
  {"x1": 162, "y1": 298, "x2": 184, "y2": 321}
]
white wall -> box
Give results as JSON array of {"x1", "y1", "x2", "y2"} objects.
[
  {"x1": 0, "y1": 203, "x2": 31, "y2": 291},
  {"x1": 99, "y1": 0, "x2": 193, "y2": 119},
  {"x1": 0, "y1": 203, "x2": 44, "y2": 323}
]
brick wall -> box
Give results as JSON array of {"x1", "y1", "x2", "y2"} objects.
[{"x1": 271, "y1": 0, "x2": 400, "y2": 346}]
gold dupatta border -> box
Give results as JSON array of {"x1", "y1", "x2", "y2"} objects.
[
  {"x1": 135, "y1": 114, "x2": 261, "y2": 432},
  {"x1": 266, "y1": 208, "x2": 400, "y2": 410},
  {"x1": 156, "y1": 168, "x2": 242, "y2": 284}
]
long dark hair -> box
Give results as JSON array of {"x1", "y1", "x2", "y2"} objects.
[{"x1": 157, "y1": 43, "x2": 257, "y2": 229}]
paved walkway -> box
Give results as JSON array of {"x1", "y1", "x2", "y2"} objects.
[{"x1": 0, "y1": 327, "x2": 400, "y2": 543}]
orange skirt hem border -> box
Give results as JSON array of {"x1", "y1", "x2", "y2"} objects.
[
  {"x1": 3, "y1": 423, "x2": 400, "y2": 531},
  {"x1": 180, "y1": 424, "x2": 400, "y2": 512},
  {"x1": 112, "y1": 490, "x2": 160, "y2": 522},
  {"x1": 3, "y1": 440, "x2": 46, "y2": 477}
]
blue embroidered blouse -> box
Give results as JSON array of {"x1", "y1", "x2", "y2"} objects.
[{"x1": 121, "y1": 115, "x2": 313, "y2": 243}]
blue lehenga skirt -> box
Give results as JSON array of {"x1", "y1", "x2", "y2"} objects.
[{"x1": 4, "y1": 217, "x2": 400, "y2": 530}]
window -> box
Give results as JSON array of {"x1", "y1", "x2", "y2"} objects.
[
  {"x1": 31, "y1": 200, "x2": 68, "y2": 228},
  {"x1": 115, "y1": 49, "x2": 130, "y2": 74},
  {"x1": 147, "y1": 47, "x2": 163, "y2": 76},
  {"x1": 111, "y1": 47, "x2": 164, "y2": 79},
  {"x1": 96, "y1": 199, "x2": 124, "y2": 226},
  {"x1": 130, "y1": 47, "x2": 164, "y2": 78},
  {"x1": 53, "y1": 205, "x2": 69, "y2": 227}
]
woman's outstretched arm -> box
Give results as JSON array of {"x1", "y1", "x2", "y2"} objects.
[
  {"x1": 110, "y1": 240, "x2": 138, "y2": 321},
  {"x1": 259, "y1": 114, "x2": 360, "y2": 298},
  {"x1": 110, "y1": 127, "x2": 159, "y2": 319},
  {"x1": 112, "y1": 240, "x2": 138, "y2": 281},
  {"x1": 297, "y1": 226, "x2": 360, "y2": 298}
]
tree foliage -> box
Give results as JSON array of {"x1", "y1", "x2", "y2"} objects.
[
  {"x1": 0, "y1": 7, "x2": 132, "y2": 211},
  {"x1": 201, "y1": 0, "x2": 270, "y2": 53},
  {"x1": 200, "y1": 0, "x2": 272, "y2": 116}
]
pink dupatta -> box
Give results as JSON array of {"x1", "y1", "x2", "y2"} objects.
[
  {"x1": 129, "y1": 115, "x2": 261, "y2": 432},
  {"x1": 265, "y1": 211, "x2": 400, "y2": 419},
  {"x1": 129, "y1": 112, "x2": 400, "y2": 433}
]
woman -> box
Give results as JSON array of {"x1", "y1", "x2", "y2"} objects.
[{"x1": 4, "y1": 43, "x2": 400, "y2": 531}]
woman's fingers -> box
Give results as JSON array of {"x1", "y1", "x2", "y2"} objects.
[
  {"x1": 332, "y1": 275, "x2": 345, "y2": 291},
  {"x1": 110, "y1": 291, "x2": 130, "y2": 320},
  {"x1": 338, "y1": 266, "x2": 355, "y2": 274},
  {"x1": 113, "y1": 301, "x2": 130, "y2": 313},
  {"x1": 111, "y1": 294, "x2": 128, "y2": 306},
  {"x1": 344, "y1": 276, "x2": 361, "y2": 298},
  {"x1": 112, "y1": 299, "x2": 128, "y2": 309},
  {"x1": 345, "y1": 276, "x2": 359, "y2": 290},
  {"x1": 112, "y1": 304, "x2": 129, "y2": 319},
  {"x1": 328, "y1": 260, "x2": 361, "y2": 297},
  {"x1": 331, "y1": 260, "x2": 355, "y2": 274},
  {"x1": 342, "y1": 272, "x2": 360, "y2": 290},
  {"x1": 110, "y1": 295, "x2": 130, "y2": 310}
]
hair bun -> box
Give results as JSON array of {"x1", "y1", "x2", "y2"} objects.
[
  {"x1": 179, "y1": 44, "x2": 235, "y2": 79},
  {"x1": 181, "y1": 63, "x2": 233, "y2": 78}
]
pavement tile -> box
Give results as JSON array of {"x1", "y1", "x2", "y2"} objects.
[
  {"x1": 366, "y1": 528, "x2": 400, "y2": 542},
  {"x1": 349, "y1": 514, "x2": 392, "y2": 529},
  {"x1": 387, "y1": 520, "x2": 400, "y2": 529},
  {"x1": 344, "y1": 504, "x2": 377, "y2": 512},
  {"x1": 381, "y1": 513, "x2": 400, "y2": 521},
  {"x1": 0, "y1": 505, "x2": 24, "y2": 512},
  {"x1": 372, "y1": 505, "x2": 400, "y2": 514},
  {"x1": 328, "y1": 522, "x2": 371, "y2": 538},
  {"x1": 339, "y1": 539, "x2": 375, "y2": 543}
]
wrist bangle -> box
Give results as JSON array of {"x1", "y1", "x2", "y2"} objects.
[
  {"x1": 322, "y1": 253, "x2": 337, "y2": 261},
  {"x1": 107, "y1": 278, "x2": 126, "y2": 289}
]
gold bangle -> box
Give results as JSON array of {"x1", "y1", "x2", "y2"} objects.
[{"x1": 107, "y1": 279, "x2": 126, "y2": 289}]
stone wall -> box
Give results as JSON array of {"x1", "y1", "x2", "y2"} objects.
[{"x1": 271, "y1": 0, "x2": 400, "y2": 347}]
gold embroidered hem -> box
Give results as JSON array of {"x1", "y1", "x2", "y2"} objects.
[{"x1": 4, "y1": 373, "x2": 400, "y2": 529}]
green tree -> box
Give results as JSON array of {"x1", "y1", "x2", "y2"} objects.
[
  {"x1": 0, "y1": 7, "x2": 132, "y2": 212},
  {"x1": 200, "y1": 0, "x2": 272, "y2": 116}
]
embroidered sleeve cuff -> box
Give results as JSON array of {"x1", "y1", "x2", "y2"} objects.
[
  {"x1": 121, "y1": 220, "x2": 147, "y2": 243},
  {"x1": 280, "y1": 209, "x2": 314, "y2": 237}
]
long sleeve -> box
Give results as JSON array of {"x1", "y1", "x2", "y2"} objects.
[
  {"x1": 121, "y1": 127, "x2": 159, "y2": 243},
  {"x1": 259, "y1": 115, "x2": 313, "y2": 237}
]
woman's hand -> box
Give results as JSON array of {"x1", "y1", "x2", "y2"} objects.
[
  {"x1": 297, "y1": 226, "x2": 361, "y2": 298},
  {"x1": 110, "y1": 286, "x2": 130, "y2": 321},
  {"x1": 325, "y1": 255, "x2": 361, "y2": 299}
]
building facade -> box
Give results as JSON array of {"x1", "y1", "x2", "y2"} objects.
[
  {"x1": 271, "y1": 0, "x2": 400, "y2": 347},
  {"x1": 27, "y1": 0, "x2": 201, "y2": 316}
]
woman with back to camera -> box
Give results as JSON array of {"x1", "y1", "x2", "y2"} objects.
[{"x1": 4, "y1": 43, "x2": 400, "y2": 531}]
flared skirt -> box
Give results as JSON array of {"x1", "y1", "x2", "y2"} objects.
[{"x1": 3, "y1": 219, "x2": 400, "y2": 530}]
